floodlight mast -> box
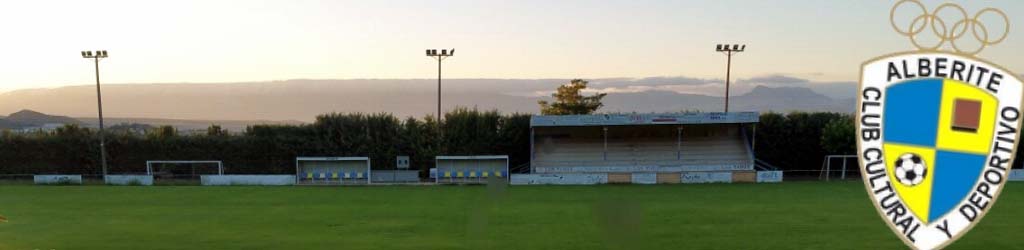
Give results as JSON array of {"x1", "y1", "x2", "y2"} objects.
[
  {"x1": 81, "y1": 50, "x2": 109, "y2": 180},
  {"x1": 715, "y1": 44, "x2": 745, "y2": 112},
  {"x1": 425, "y1": 48, "x2": 454, "y2": 122}
]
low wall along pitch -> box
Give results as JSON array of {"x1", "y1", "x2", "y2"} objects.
[
  {"x1": 757, "y1": 171, "x2": 784, "y2": 183},
  {"x1": 512, "y1": 171, "x2": 784, "y2": 185},
  {"x1": 370, "y1": 170, "x2": 419, "y2": 183},
  {"x1": 1011, "y1": 169, "x2": 1024, "y2": 181},
  {"x1": 510, "y1": 174, "x2": 608, "y2": 185},
  {"x1": 201, "y1": 175, "x2": 296, "y2": 186},
  {"x1": 105, "y1": 175, "x2": 154, "y2": 186},
  {"x1": 33, "y1": 175, "x2": 83, "y2": 185},
  {"x1": 681, "y1": 172, "x2": 733, "y2": 184}
]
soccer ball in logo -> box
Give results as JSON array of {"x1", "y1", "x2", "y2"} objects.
[{"x1": 894, "y1": 153, "x2": 928, "y2": 186}]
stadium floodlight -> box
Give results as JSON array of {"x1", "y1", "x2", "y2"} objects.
[
  {"x1": 714, "y1": 44, "x2": 746, "y2": 112},
  {"x1": 424, "y1": 47, "x2": 455, "y2": 122},
  {"x1": 81, "y1": 50, "x2": 110, "y2": 180}
]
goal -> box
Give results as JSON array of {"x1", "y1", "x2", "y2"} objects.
[
  {"x1": 295, "y1": 157, "x2": 371, "y2": 185},
  {"x1": 819, "y1": 155, "x2": 857, "y2": 181},
  {"x1": 145, "y1": 160, "x2": 224, "y2": 184}
]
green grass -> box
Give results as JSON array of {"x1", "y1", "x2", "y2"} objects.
[{"x1": 0, "y1": 182, "x2": 1022, "y2": 250}]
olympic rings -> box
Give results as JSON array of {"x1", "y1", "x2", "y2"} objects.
[{"x1": 890, "y1": 0, "x2": 1010, "y2": 56}]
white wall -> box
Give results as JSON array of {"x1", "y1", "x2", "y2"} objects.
[
  {"x1": 756, "y1": 171, "x2": 784, "y2": 183},
  {"x1": 33, "y1": 175, "x2": 82, "y2": 185},
  {"x1": 1011, "y1": 169, "x2": 1024, "y2": 181},
  {"x1": 201, "y1": 175, "x2": 296, "y2": 186},
  {"x1": 510, "y1": 174, "x2": 608, "y2": 185},
  {"x1": 105, "y1": 175, "x2": 154, "y2": 186},
  {"x1": 681, "y1": 172, "x2": 732, "y2": 183},
  {"x1": 631, "y1": 173, "x2": 657, "y2": 184}
]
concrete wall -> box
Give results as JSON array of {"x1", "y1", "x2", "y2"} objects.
[
  {"x1": 631, "y1": 173, "x2": 657, "y2": 184},
  {"x1": 512, "y1": 171, "x2": 778, "y2": 185},
  {"x1": 756, "y1": 171, "x2": 784, "y2": 183},
  {"x1": 681, "y1": 172, "x2": 733, "y2": 183},
  {"x1": 33, "y1": 175, "x2": 82, "y2": 185},
  {"x1": 510, "y1": 174, "x2": 608, "y2": 185},
  {"x1": 370, "y1": 170, "x2": 420, "y2": 183},
  {"x1": 105, "y1": 175, "x2": 154, "y2": 186},
  {"x1": 534, "y1": 165, "x2": 752, "y2": 173},
  {"x1": 201, "y1": 175, "x2": 296, "y2": 186},
  {"x1": 1011, "y1": 169, "x2": 1024, "y2": 181}
]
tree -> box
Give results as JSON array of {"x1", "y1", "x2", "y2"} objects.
[
  {"x1": 538, "y1": 79, "x2": 607, "y2": 115},
  {"x1": 821, "y1": 115, "x2": 855, "y2": 154},
  {"x1": 147, "y1": 125, "x2": 177, "y2": 139},
  {"x1": 206, "y1": 125, "x2": 228, "y2": 137}
]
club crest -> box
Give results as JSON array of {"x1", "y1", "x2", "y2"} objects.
[{"x1": 858, "y1": 1, "x2": 1019, "y2": 249}]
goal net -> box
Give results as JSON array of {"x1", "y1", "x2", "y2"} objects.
[
  {"x1": 146, "y1": 161, "x2": 224, "y2": 184},
  {"x1": 819, "y1": 155, "x2": 858, "y2": 181}
]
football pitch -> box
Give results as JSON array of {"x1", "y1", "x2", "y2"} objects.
[{"x1": 1, "y1": 182, "x2": 1021, "y2": 250}]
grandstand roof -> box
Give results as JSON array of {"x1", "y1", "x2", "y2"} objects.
[
  {"x1": 436, "y1": 155, "x2": 509, "y2": 160},
  {"x1": 296, "y1": 157, "x2": 370, "y2": 161},
  {"x1": 530, "y1": 112, "x2": 759, "y2": 127}
]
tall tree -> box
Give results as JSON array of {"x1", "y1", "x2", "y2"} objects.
[
  {"x1": 538, "y1": 79, "x2": 607, "y2": 115},
  {"x1": 206, "y1": 125, "x2": 228, "y2": 137},
  {"x1": 820, "y1": 115, "x2": 855, "y2": 154}
]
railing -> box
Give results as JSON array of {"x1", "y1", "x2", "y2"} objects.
[
  {"x1": 754, "y1": 159, "x2": 781, "y2": 171},
  {"x1": 510, "y1": 162, "x2": 532, "y2": 174}
]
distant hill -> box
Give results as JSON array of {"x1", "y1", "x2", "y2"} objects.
[
  {"x1": 76, "y1": 117, "x2": 302, "y2": 132},
  {"x1": 0, "y1": 79, "x2": 856, "y2": 122},
  {"x1": 0, "y1": 109, "x2": 296, "y2": 132},
  {"x1": 0, "y1": 110, "x2": 81, "y2": 129},
  {"x1": 6, "y1": 109, "x2": 81, "y2": 125},
  {"x1": 0, "y1": 119, "x2": 25, "y2": 129}
]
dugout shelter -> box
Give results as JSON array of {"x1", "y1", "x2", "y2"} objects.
[
  {"x1": 295, "y1": 157, "x2": 371, "y2": 185},
  {"x1": 435, "y1": 155, "x2": 509, "y2": 184}
]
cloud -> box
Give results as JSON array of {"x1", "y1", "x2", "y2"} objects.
[
  {"x1": 590, "y1": 76, "x2": 720, "y2": 87},
  {"x1": 589, "y1": 75, "x2": 816, "y2": 97},
  {"x1": 738, "y1": 75, "x2": 810, "y2": 85},
  {"x1": 522, "y1": 74, "x2": 859, "y2": 99}
]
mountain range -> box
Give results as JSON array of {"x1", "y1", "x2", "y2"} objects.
[
  {"x1": 0, "y1": 79, "x2": 855, "y2": 125},
  {"x1": 0, "y1": 109, "x2": 82, "y2": 130}
]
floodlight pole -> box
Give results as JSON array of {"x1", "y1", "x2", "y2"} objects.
[
  {"x1": 82, "y1": 50, "x2": 109, "y2": 180},
  {"x1": 425, "y1": 49, "x2": 454, "y2": 121},
  {"x1": 716, "y1": 44, "x2": 746, "y2": 113}
]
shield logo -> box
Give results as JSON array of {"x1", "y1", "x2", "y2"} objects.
[
  {"x1": 858, "y1": 51, "x2": 1022, "y2": 249},
  {"x1": 858, "y1": 2, "x2": 1019, "y2": 249}
]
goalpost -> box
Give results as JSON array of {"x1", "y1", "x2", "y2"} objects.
[
  {"x1": 819, "y1": 155, "x2": 857, "y2": 181},
  {"x1": 146, "y1": 161, "x2": 224, "y2": 184}
]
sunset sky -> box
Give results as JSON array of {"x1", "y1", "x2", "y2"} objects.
[{"x1": 1, "y1": 0, "x2": 1022, "y2": 92}]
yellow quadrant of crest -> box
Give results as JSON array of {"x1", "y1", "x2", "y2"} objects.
[
  {"x1": 883, "y1": 143, "x2": 935, "y2": 223},
  {"x1": 935, "y1": 79, "x2": 997, "y2": 154}
]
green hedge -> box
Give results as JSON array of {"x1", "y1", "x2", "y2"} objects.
[
  {"x1": 1, "y1": 110, "x2": 1017, "y2": 175},
  {"x1": 0, "y1": 108, "x2": 530, "y2": 175}
]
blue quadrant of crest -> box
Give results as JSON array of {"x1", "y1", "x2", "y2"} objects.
[
  {"x1": 929, "y1": 150, "x2": 986, "y2": 222},
  {"x1": 884, "y1": 79, "x2": 943, "y2": 147}
]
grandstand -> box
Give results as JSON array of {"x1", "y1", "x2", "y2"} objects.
[{"x1": 517, "y1": 112, "x2": 762, "y2": 184}]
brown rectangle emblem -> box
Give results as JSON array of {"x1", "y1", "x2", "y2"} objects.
[{"x1": 951, "y1": 98, "x2": 981, "y2": 132}]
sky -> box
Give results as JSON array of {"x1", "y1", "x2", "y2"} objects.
[{"x1": 1, "y1": 0, "x2": 1022, "y2": 93}]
